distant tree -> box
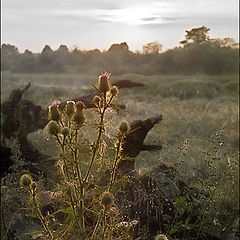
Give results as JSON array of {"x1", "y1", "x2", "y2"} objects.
[
  {"x1": 108, "y1": 42, "x2": 129, "y2": 53},
  {"x1": 41, "y1": 45, "x2": 53, "y2": 54},
  {"x1": 1, "y1": 44, "x2": 19, "y2": 71},
  {"x1": 13, "y1": 49, "x2": 37, "y2": 72},
  {"x1": 209, "y1": 37, "x2": 239, "y2": 48},
  {"x1": 180, "y1": 26, "x2": 210, "y2": 46},
  {"x1": 142, "y1": 41, "x2": 163, "y2": 54},
  {"x1": 55, "y1": 45, "x2": 69, "y2": 55},
  {"x1": 39, "y1": 45, "x2": 55, "y2": 69}
]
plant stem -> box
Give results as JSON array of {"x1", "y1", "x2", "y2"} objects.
[
  {"x1": 57, "y1": 135, "x2": 82, "y2": 232},
  {"x1": 83, "y1": 102, "x2": 107, "y2": 185},
  {"x1": 31, "y1": 191, "x2": 54, "y2": 239},
  {"x1": 72, "y1": 129, "x2": 85, "y2": 232},
  {"x1": 108, "y1": 135, "x2": 123, "y2": 192},
  {"x1": 91, "y1": 214, "x2": 101, "y2": 239},
  {"x1": 101, "y1": 206, "x2": 107, "y2": 240}
]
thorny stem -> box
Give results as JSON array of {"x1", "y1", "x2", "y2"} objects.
[
  {"x1": 56, "y1": 134, "x2": 82, "y2": 232},
  {"x1": 73, "y1": 129, "x2": 85, "y2": 230},
  {"x1": 91, "y1": 213, "x2": 101, "y2": 240},
  {"x1": 101, "y1": 206, "x2": 107, "y2": 240},
  {"x1": 83, "y1": 94, "x2": 108, "y2": 185},
  {"x1": 108, "y1": 134, "x2": 123, "y2": 192},
  {"x1": 31, "y1": 190, "x2": 54, "y2": 239}
]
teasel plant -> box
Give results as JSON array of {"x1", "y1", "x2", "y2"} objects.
[
  {"x1": 34, "y1": 71, "x2": 132, "y2": 239},
  {"x1": 20, "y1": 174, "x2": 54, "y2": 239}
]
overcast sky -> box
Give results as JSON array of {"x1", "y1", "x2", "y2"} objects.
[{"x1": 2, "y1": 0, "x2": 239, "y2": 53}]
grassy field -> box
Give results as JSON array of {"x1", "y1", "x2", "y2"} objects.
[{"x1": 1, "y1": 71, "x2": 239, "y2": 239}]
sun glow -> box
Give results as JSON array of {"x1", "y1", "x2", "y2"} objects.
[
  {"x1": 99, "y1": 2, "x2": 176, "y2": 26},
  {"x1": 54, "y1": 2, "x2": 176, "y2": 26}
]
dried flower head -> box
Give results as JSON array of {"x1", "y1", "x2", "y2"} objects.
[
  {"x1": 50, "y1": 100, "x2": 61, "y2": 108},
  {"x1": 110, "y1": 86, "x2": 119, "y2": 97},
  {"x1": 75, "y1": 101, "x2": 86, "y2": 111},
  {"x1": 98, "y1": 71, "x2": 111, "y2": 93},
  {"x1": 48, "y1": 100, "x2": 61, "y2": 121},
  {"x1": 66, "y1": 101, "x2": 75, "y2": 116},
  {"x1": 47, "y1": 120, "x2": 61, "y2": 136},
  {"x1": 118, "y1": 120, "x2": 130, "y2": 134},
  {"x1": 101, "y1": 191, "x2": 113, "y2": 207},
  {"x1": 20, "y1": 174, "x2": 33, "y2": 188}
]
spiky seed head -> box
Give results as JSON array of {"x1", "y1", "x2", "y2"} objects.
[
  {"x1": 110, "y1": 86, "x2": 119, "y2": 97},
  {"x1": 118, "y1": 120, "x2": 130, "y2": 134},
  {"x1": 155, "y1": 234, "x2": 168, "y2": 240},
  {"x1": 98, "y1": 71, "x2": 111, "y2": 93},
  {"x1": 75, "y1": 101, "x2": 86, "y2": 111},
  {"x1": 73, "y1": 111, "x2": 85, "y2": 127},
  {"x1": 47, "y1": 120, "x2": 61, "y2": 136},
  {"x1": 66, "y1": 101, "x2": 75, "y2": 116},
  {"x1": 62, "y1": 127, "x2": 69, "y2": 136},
  {"x1": 101, "y1": 191, "x2": 113, "y2": 207},
  {"x1": 48, "y1": 105, "x2": 61, "y2": 122},
  {"x1": 20, "y1": 174, "x2": 33, "y2": 188}
]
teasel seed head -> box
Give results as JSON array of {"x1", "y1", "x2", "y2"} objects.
[
  {"x1": 47, "y1": 120, "x2": 61, "y2": 136},
  {"x1": 98, "y1": 71, "x2": 111, "y2": 94},
  {"x1": 66, "y1": 101, "x2": 75, "y2": 116},
  {"x1": 118, "y1": 120, "x2": 130, "y2": 134},
  {"x1": 20, "y1": 174, "x2": 33, "y2": 188}
]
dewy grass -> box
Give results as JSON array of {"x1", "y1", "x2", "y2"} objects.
[{"x1": 2, "y1": 71, "x2": 238, "y2": 239}]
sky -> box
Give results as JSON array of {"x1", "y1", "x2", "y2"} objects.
[{"x1": 1, "y1": 0, "x2": 239, "y2": 53}]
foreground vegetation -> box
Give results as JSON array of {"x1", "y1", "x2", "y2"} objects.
[{"x1": 1, "y1": 72, "x2": 239, "y2": 239}]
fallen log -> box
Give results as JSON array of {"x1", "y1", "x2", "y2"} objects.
[
  {"x1": 112, "y1": 79, "x2": 145, "y2": 89},
  {"x1": 117, "y1": 114, "x2": 163, "y2": 174}
]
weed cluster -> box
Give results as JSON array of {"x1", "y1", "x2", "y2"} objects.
[{"x1": 18, "y1": 72, "x2": 137, "y2": 239}]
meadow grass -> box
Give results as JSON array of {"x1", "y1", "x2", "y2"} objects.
[{"x1": 1, "y1": 71, "x2": 239, "y2": 239}]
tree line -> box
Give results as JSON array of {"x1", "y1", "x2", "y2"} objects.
[{"x1": 1, "y1": 26, "x2": 239, "y2": 75}]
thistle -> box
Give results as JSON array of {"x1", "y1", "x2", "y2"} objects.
[
  {"x1": 47, "y1": 120, "x2": 61, "y2": 136},
  {"x1": 98, "y1": 71, "x2": 111, "y2": 94},
  {"x1": 118, "y1": 120, "x2": 130, "y2": 134},
  {"x1": 20, "y1": 174, "x2": 33, "y2": 188},
  {"x1": 48, "y1": 100, "x2": 61, "y2": 121},
  {"x1": 73, "y1": 101, "x2": 86, "y2": 128},
  {"x1": 65, "y1": 101, "x2": 75, "y2": 116}
]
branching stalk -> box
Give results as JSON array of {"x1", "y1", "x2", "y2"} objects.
[{"x1": 108, "y1": 135, "x2": 123, "y2": 192}]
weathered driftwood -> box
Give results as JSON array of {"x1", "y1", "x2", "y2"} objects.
[
  {"x1": 117, "y1": 115, "x2": 163, "y2": 174},
  {"x1": 0, "y1": 80, "x2": 144, "y2": 174},
  {"x1": 112, "y1": 79, "x2": 145, "y2": 89},
  {"x1": 59, "y1": 79, "x2": 145, "y2": 109},
  {"x1": 59, "y1": 92, "x2": 126, "y2": 110}
]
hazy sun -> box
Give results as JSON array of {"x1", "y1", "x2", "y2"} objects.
[{"x1": 100, "y1": 2, "x2": 175, "y2": 26}]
